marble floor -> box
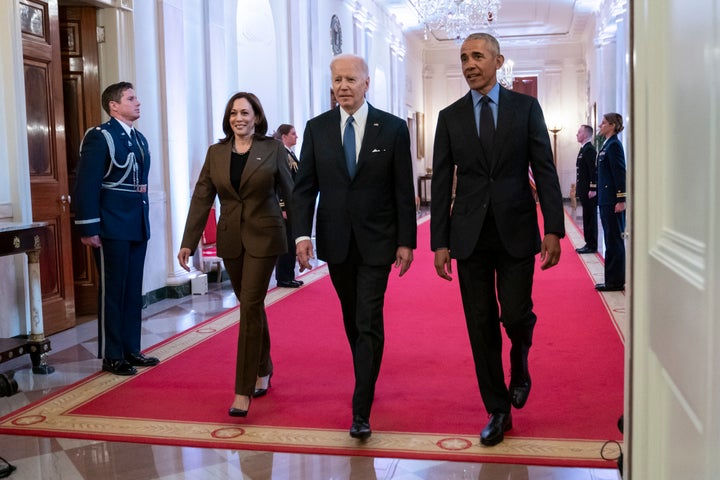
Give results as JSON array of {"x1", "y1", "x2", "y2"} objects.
[{"x1": 0, "y1": 207, "x2": 623, "y2": 479}]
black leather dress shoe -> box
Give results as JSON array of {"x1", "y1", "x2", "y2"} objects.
[
  {"x1": 277, "y1": 280, "x2": 302, "y2": 288},
  {"x1": 125, "y1": 352, "x2": 160, "y2": 367},
  {"x1": 349, "y1": 415, "x2": 372, "y2": 440},
  {"x1": 510, "y1": 377, "x2": 532, "y2": 409},
  {"x1": 575, "y1": 246, "x2": 597, "y2": 254},
  {"x1": 102, "y1": 359, "x2": 137, "y2": 376},
  {"x1": 595, "y1": 283, "x2": 624, "y2": 292},
  {"x1": 480, "y1": 412, "x2": 512, "y2": 446}
]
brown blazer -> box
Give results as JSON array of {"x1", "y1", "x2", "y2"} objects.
[{"x1": 180, "y1": 136, "x2": 294, "y2": 259}]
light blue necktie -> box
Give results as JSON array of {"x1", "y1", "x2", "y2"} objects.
[{"x1": 343, "y1": 116, "x2": 356, "y2": 179}]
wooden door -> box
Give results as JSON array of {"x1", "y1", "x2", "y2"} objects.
[
  {"x1": 512, "y1": 76, "x2": 538, "y2": 98},
  {"x1": 60, "y1": 5, "x2": 100, "y2": 317},
  {"x1": 20, "y1": 0, "x2": 76, "y2": 334}
]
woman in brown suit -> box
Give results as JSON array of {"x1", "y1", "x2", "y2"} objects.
[{"x1": 178, "y1": 92, "x2": 293, "y2": 417}]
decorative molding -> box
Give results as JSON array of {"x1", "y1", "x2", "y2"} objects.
[
  {"x1": 650, "y1": 228, "x2": 706, "y2": 290},
  {"x1": 596, "y1": 0, "x2": 628, "y2": 46},
  {"x1": 660, "y1": 365, "x2": 704, "y2": 433}
]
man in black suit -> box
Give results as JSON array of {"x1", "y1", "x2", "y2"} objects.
[
  {"x1": 74, "y1": 82, "x2": 159, "y2": 376},
  {"x1": 430, "y1": 33, "x2": 565, "y2": 446},
  {"x1": 273, "y1": 124, "x2": 303, "y2": 288},
  {"x1": 574, "y1": 124, "x2": 598, "y2": 254},
  {"x1": 292, "y1": 54, "x2": 416, "y2": 441}
]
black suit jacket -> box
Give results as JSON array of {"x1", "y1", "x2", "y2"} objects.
[
  {"x1": 430, "y1": 88, "x2": 564, "y2": 259},
  {"x1": 292, "y1": 103, "x2": 417, "y2": 265},
  {"x1": 576, "y1": 141, "x2": 597, "y2": 198}
]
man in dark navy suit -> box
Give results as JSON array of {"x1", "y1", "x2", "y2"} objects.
[
  {"x1": 74, "y1": 82, "x2": 158, "y2": 376},
  {"x1": 431, "y1": 33, "x2": 565, "y2": 446},
  {"x1": 574, "y1": 124, "x2": 598, "y2": 254},
  {"x1": 292, "y1": 54, "x2": 416, "y2": 441}
]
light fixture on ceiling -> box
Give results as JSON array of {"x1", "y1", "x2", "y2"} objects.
[
  {"x1": 413, "y1": 0, "x2": 514, "y2": 89},
  {"x1": 497, "y1": 58, "x2": 514, "y2": 89},
  {"x1": 413, "y1": 0, "x2": 502, "y2": 42}
]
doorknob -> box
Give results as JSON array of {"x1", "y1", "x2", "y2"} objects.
[{"x1": 59, "y1": 195, "x2": 68, "y2": 212}]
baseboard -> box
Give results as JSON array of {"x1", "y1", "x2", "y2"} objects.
[{"x1": 142, "y1": 270, "x2": 227, "y2": 307}]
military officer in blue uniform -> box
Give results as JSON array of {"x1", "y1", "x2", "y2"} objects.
[
  {"x1": 595, "y1": 112, "x2": 627, "y2": 291},
  {"x1": 73, "y1": 81, "x2": 158, "y2": 375},
  {"x1": 574, "y1": 124, "x2": 598, "y2": 254}
]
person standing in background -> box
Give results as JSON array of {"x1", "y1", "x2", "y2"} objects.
[
  {"x1": 430, "y1": 33, "x2": 565, "y2": 447},
  {"x1": 594, "y1": 112, "x2": 627, "y2": 291},
  {"x1": 292, "y1": 54, "x2": 416, "y2": 441},
  {"x1": 74, "y1": 81, "x2": 158, "y2": 376},
  {"x1": 178, "y1": 92, "x2": 294, "y2": 417},
  {"x1": 574, "y1": 124, "x2": 598, "y2": 254},
  {"x1": 273, "y1": 124, "x2": 303, "y2": 288}
]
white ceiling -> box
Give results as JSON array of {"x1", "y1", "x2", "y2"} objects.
[{"x1": 375, "y1": 0, "x2": 602, "y2": 46}]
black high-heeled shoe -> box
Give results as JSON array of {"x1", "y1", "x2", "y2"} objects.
[
  {"x1": 228, "y1": 397, "x2": 251, "y2": 417},
  {"x1": 253, "y1": 373, "x2": 273, "y2": 398}
]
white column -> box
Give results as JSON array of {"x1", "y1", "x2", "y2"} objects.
[{"x1": 156, "y1": 0, "x2": 194, "y2": 285}]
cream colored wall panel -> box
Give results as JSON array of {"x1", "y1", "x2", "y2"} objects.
[
  {"x1": 648, "y1": 258, "x2": 707, "y2": 423},
  {"x1": 665, "y1": 0, "x2": 713, "y2": 242}
]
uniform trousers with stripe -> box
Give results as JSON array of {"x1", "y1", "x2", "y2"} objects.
[{"x1": 93, "y1": 238, "x2": 147, "y2": 360}]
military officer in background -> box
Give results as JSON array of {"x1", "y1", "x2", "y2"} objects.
[
  {"x1": 574, "y1": 124, "x2": 598, "y2": 254},
  {"x1": 73, "y1": 81, "x2": 159, "y2": 375}
]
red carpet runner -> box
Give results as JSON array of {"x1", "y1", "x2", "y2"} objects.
[{"x1": 0, "y1": 217, "x2": 624, "y2": 467}]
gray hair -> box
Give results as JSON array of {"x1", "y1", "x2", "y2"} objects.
[
  {"x1": 330, "y1": 54, "x2": 369, "y2": 77},
  {"x1": 463, "y1": 33, "x2": 501, "y2": 56}
]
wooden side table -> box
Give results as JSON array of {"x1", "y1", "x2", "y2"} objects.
[{"x1": 0, "y1": 222, "x2": 53, "y2": 374}]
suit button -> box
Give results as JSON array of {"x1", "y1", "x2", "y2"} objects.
[{"x1": 482, "y1": 203, "x2": 487, "y2": 209}]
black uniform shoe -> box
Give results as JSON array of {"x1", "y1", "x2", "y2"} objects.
[
  {"x1": 125, "y1": 352, "x2": 160, "y2": 367},
  {"x1": 595, "y1": 283, "x2": 624, "y2": 292},
  {"x1": 102, "y1": 359, "x2": 137, "y2": 376},
  {"x1": 277, "y1": 280, "x2": 302, "y2": 288},
  {"x1": 575, "y1": 246, "x2": 597, "y2": 254}
]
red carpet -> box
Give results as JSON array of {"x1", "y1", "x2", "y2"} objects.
[{"x1": 0, "y1": 217, "x2": 624, "y2": 467}]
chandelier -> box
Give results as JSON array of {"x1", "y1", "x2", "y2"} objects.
[
  {"x1": 413, "y1": 0, "x2": 514, "y2": 89},
  {"x1": 413, "y1": 0, "x2": 502, "y2": 42},
  {"x1": 497, "y1": 58, "x2": 514, "y2": 89}
]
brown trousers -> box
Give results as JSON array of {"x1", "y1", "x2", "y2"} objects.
[{"x1": 223, "y1": 253, "x2": 277, "y2": 396}]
